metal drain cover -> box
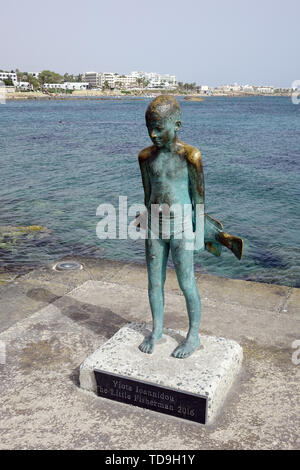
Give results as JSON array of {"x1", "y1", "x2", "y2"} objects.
[{"x1": 54, "y1": 261, "x2": 82, "y2": 271}]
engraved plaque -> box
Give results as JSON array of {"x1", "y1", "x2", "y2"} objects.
[{"x1": 94, "y1": 369, "x2": 207, "y2": 424}]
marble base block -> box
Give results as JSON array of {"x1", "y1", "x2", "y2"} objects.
[{"x1": 79, "y1": 323, "x2": 243, "y2": 424}]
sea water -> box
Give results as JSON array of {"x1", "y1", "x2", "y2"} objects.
[{"x1": 0, "y1": 96, "x2": 299, "y2": 286}]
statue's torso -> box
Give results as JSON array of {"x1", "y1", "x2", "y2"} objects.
[{"x1": 147, "y1": 149, "x2": 192, "y2": 209}]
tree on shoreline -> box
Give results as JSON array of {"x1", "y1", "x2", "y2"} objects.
[
  {"x1": 38, "y1": 70, "x2": 64, "y2": 86},
  {"x1": 14, "y1": 71, "x2": 40, "y2": 90},
  {"x1": 136, "y1": 78, "x2": 150, "y2": 89},
  {"x1": 102, "y1": 81, "x2": 110, "y2": 90},
  {"x1": 63, "y1": 73, "x2": 82, "y2": 83},
  {"x1": 3, "y1": 78, "x2": 13, "y2": 86},
  {"x1": 177, "y1": 82, "x2": 198, "y2": 93}
]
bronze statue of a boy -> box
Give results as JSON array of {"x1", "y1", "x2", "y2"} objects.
[{"x1": 138, "y1": 95, "x2": 243, "y2": 358}]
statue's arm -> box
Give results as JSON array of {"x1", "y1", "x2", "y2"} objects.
[
  {"x1": 186, "y1": 147, "x2": 205, "y2": 250},
  {"x1": 186, "y1": 147, "x2": 205, "y2": 204},
  {"x1": 138, "y1": 150, "x2": 151, "y2": 208}
]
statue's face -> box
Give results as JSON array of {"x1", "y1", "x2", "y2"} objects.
[{"x1": 147, "y1": 115, "x2": 180, "y2": 149}]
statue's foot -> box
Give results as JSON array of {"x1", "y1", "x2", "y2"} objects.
[
  {"x1": 139, "y1": 333, "x2": 162, "y2": 354},
  {"x1": 172, "y1": 335, "x2": 200, "y2": 359}
]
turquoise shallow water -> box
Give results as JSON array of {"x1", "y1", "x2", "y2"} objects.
[{"x1": 0, "y1": 96, "x2": 299, "y2": 286}]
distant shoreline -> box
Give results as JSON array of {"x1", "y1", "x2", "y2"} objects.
[{"x1": 4, "y1": 90, "x2": 292, "y2": 101}]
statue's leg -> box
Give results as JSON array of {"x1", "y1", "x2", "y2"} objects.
[
  {"x1": 139, "y1": 237, "x2": 170, "y2": 354},
  {"x1": 170, "y1": 235, "x2": 201, "y2": 358}
]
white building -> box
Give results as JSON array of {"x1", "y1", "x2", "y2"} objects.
[
  {"x1": 82, "y1": 72, "x2": 119, "y2": 89},
  {"x1": 200, "y1": 85, "x2": 210, "y2": 92},
  {"x1": 28, "y1": 72, "x2": 39, "y2": 79},
  {"x1": 130, "y1": 71, "x2": 177, "y2": 89},
  {"x1": 256, "y1": 86, "x2": 274, "y2": 94},
  {"x1": 82, "y1": 72, "x2": 101, "y2": 88},
  {"x1": 130, "y1": 71, "x2": 144, "y2": 79},
  {"x1": 231, "y1": 83, "x2": 241, "y2": 92},
  {"x1": 83, "y1": 70, "x2": 177, "y2": 90},
  {"x1": 100, "y1": 73, "x2": 116, "y2": 88},
  {"x1": 241, "y1": 84, "x2": 254, "y2": 92},
  {"x1": 44, "y1": 82, "x2": 89, "y2": 90},
  {"x1": 83, "y1": 72, "x2": 137, "y2": 89},
  {"x1": 113, "y1": 75, "x2": 137, "y2": 88},
  {"x1": 215, "y1": 83, "x2": 241, "y2": 92},
  {"x1": 0, "y1": 71, "x2": 18, "y2": 85},
  {"x1": 64, "y1": 82, "x2": 89, "y2": 90},
  {"x1": 17, "y1": 81, "x2": 33, "y2": 90}
]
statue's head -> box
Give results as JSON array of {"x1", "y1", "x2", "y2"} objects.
[{"x1": 145, "y1": 95, "x2": 181, "y2": 149}]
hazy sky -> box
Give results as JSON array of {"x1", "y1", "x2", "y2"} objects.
[{"x1": 1, "y1": 0, "x2": 299, "y2": 87}]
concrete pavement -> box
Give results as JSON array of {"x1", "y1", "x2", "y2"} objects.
[{"x1": 0, "y1": 257, "x2": 299, "y2": 449}]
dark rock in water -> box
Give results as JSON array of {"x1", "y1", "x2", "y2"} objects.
[
  {"x1": 0, "y1": 225, "x2": 51, "y2": 250},
  {"x1": 184, "y1": 96, "x2": 204, "y2": 102},
  {"x1": 251, "y1": 247, "x2": 286, "y2": 269}
]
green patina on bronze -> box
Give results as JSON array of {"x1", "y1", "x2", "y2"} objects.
[{"x1": 138, "y1": 95, "x2": 243, "y2": 359}]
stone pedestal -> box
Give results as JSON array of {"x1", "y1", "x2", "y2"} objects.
[{"x1": 79, "y1": 323, "x2": 243, "y2": 424}]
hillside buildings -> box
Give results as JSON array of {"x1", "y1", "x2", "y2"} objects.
[
  {"x1": 213, "y1": 83, "x2": 275, "y2": 94},
  {"x1": 82, "y1": 71, "x2": 177, "y2": 90},
  {"x1": 0, "y1": 67, "x2": 284, "y2": 96},
  {"x1": 130, "y1": 71, "x2": 177, "y2": 89}
]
